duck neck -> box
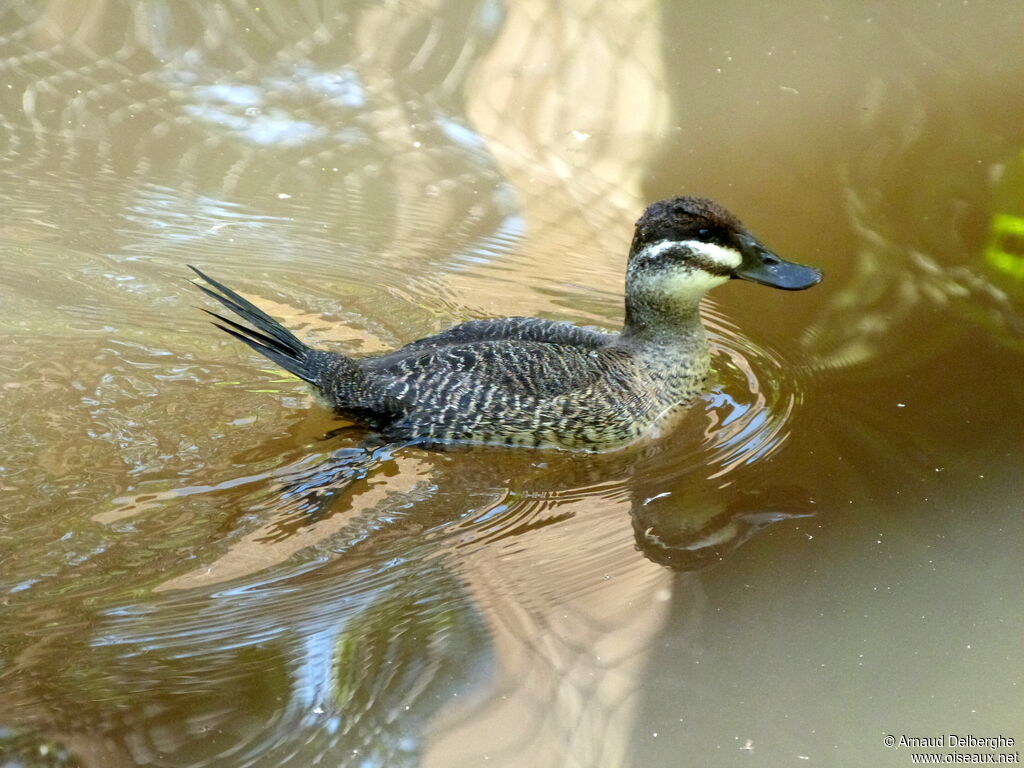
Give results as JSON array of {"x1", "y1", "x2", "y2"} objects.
[
  {"x1": 619, "y1": 239, "x2": 725, "y2": 347},
  {"x1": 621, "y1": 287, "x2": 709, "y2": 350}
]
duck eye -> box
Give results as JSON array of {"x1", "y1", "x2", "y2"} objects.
[{"x1": 697, "y1": 228, "x2": 711, "y2": 240}]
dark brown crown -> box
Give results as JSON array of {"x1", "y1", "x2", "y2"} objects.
[{"x1": 630, "y1": 196, "x2": 746, "y2": 255}]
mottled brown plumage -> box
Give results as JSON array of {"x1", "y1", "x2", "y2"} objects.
[{"x1": 191, "y1": 197, "x2": 821, "y2": 450}]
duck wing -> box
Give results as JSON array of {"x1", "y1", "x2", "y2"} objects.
[{"x1": 361, "y1": 337, "x2": 629, "y2": 403}]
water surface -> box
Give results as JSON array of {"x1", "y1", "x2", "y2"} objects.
[{"x1": 1, "y1": 2, "x2": 1022, "y2": 766}]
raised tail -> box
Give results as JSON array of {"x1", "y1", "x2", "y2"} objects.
[{"x1": 189, "y1": 265, "x2": 322, "y2": 385}]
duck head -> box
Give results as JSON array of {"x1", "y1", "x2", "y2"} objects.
[{"x1": 624, "y1": 196, "x2": 822, "y2": 331}]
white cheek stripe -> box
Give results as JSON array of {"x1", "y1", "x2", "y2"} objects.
[
  {"x1": 634, "y1": 239, "x2": 743, "y2": 270},
  {"x1": 630, "y1": 268, "x2": 730, "y2": 299}
]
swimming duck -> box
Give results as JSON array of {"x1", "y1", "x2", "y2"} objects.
[{"x1": 191, "y1": 196, "x2": 821, "y2": 450}]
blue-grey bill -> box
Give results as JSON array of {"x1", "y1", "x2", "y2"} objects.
[
  {"x1": 734, "y1": 257, "x2": 823, "y2": 290},
  {"x1": 732, "y1": 234, "x2": 823, "y2": 290}
]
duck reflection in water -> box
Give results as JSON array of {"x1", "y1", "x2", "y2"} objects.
[{"x1": 341, "y1": 446, "x2": 810, "y2": 570}]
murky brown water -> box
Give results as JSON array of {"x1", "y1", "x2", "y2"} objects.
[{"x1": 2, "y1": 2, "x2": 1023, "y2": 766}]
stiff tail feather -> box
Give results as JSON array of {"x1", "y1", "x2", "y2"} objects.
[{"x1": 189, "y1": 265, "x2": 320, "y2": 384}]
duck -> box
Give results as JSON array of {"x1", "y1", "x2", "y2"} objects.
[{"x1": 191, "y1": 196, "x2": 821, "y2": 450}]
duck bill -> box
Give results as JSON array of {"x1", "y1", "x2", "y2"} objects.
[{"x1": 733, "y1": 234, "x2": 822, "y2": 290}]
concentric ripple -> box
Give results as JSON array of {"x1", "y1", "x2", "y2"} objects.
[{"x1": 701, "y1": 300, "x2": 801, "y2": 480}]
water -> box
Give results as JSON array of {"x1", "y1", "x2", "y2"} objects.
[{"x1": 1, "y1": 1, "x2": 1022, "y2": 766}]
